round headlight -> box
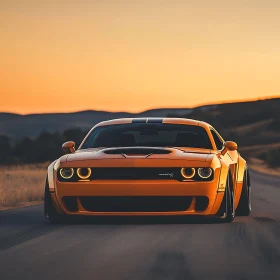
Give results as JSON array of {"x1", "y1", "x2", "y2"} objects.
[
  {"x1": 181, "y1": 168, "x2": 196, "y2": 179},
  {"x1": 77, "y1": 168, "x2": 91, "y2": 179},
  {"x1": 60, "y1": 168, "x2": 74, "y2": 179},
  {"x1": 198, "y1": 168, "x2": 212, "y2": 179}
]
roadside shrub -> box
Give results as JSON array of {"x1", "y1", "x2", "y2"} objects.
[{"x1": 259, "y1": 148, "x2": 280, "y2": 168}]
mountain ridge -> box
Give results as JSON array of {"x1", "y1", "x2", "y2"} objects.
[
  {"x1": 0, "y1": 97, "x2": 279, "y2": 138},
  {"x1": 0, "y1": 108, "x2": 193, "y2": 138}
]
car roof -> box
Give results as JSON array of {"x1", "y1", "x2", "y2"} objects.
[{"x1": 95, "y1": 118, "x2": 211, "y2": 129}]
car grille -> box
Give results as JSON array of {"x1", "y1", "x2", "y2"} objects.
[
  {"x1": 79, "y1": 196, "x2": 193, "y2": 212},
  {"x1": 91, "y1": 168, "x2": 179, "y2": 180},
  {"x1": 57, "y1": 168, "x2": 214, "y2": 182}
]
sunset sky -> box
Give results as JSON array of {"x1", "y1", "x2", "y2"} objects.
[{"x1": 1, "y1": 0, "x2": 280, "y2": 114}]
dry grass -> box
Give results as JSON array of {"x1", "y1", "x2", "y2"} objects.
[{"x1": 0, "y1": 163, "x2": 49, "y2": 210}]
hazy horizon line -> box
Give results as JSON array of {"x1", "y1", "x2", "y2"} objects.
[{"x1": 1, "y1": 95, "x2": 279, "y2": 116}]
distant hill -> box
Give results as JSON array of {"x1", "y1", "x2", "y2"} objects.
[
  {"x1": 0, "y1": 108, "x2": 192, "y2": 138},
  {"x1": 1, "y1": 98, "x2": 279, "y2": 141},
  {"x1": 0, "y1": 97, "x2": 279, "y2": 166},
  {"x1": 167, "y1": 97, "x2": 280, "y2": 163}
]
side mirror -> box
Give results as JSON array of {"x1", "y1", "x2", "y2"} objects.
[
  {"x1": 221, "y1": 141, "x2": 238, "y2": 155},
  {"x1": 62, "y1": 141, "x2": 76, "y2": 153}
]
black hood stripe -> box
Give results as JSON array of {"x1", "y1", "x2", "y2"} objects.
[
  {"x1": 131, "y1": 118, "x2": 163, "y2": 123},
  {"x1": 147, "y1": 118, "x2": 163, "y2": 123},
  {"x1": 132, "y1": 118, "x2": 147, "y2": 123}
]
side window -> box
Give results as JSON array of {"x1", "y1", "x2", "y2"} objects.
[{"x1": 210, "y1": 130, "x2": 224, "y2": 150}]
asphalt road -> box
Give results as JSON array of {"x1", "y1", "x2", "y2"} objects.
[{"x1": 1, "y1": 171, "x2": 280, "y2": 280}]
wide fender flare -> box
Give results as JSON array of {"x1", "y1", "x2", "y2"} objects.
[
  {"x1": 234, "y1": 156, "x2": 247, "y2": 209},
  {"x1": 210, "y1": 156, "x2": 230, "y2": 214},
  {"x1": 46, "y1": 159, "x2": 65, "y2": 214},
  {"x1": 216, "y1": 156, "x2": 231, "y2": 192},
  {"x1": 47, "y1": 159, "x2": 60, "y2": 193}
]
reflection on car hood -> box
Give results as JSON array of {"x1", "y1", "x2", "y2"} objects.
[{"x1": 62, "y1": 147, "x2": 216, "y2": 163}]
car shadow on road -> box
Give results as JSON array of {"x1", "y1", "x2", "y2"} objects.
[{"x1": 63, "y1": 215, "x2": 222, "y2": 225}]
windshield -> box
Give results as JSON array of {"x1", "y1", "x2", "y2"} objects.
[{"x1": 80, "y1": 123, "x2": 213, "y2": 149}]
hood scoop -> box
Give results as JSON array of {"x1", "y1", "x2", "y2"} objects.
[{"x1": 103, "y1": 147, "x2": 171, "y2": 157}]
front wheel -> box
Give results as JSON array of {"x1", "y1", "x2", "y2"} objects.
[
  {"x1": 216, "y1": 173, "x2": 235, "y2": 223},
  {"x1": 235, "y1": 170, "x2": 251, "y2": 216}
]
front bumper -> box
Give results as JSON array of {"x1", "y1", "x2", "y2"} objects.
[{"x1": 51, "y1": 176, "x2": 225, "y2": 216}]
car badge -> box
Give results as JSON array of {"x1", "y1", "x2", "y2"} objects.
[{"x1": 158, "y1": 173, "x2": 174, "y2": 178}]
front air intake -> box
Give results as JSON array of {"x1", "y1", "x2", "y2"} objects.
[{"x1": 79, "y1": 196, "x2": 193, "y2": 212}]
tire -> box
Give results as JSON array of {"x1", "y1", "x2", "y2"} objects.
[
  {"x1": 235, "y1": 169, "x2": 251, "y2": 216},
  {"x1": 216, "y1": 173, "x2": 235, "y2": 223},
  {"x1": 44, "y1": 178, "x2": 64, "y2": 224}
]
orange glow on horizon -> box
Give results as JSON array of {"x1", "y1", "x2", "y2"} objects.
[
  {"x1": 1, "y1": 96, "x2": 279, "y2": 116},
  {"x1": 1, "y1": 1, "x2": 280, "y2": 114}
]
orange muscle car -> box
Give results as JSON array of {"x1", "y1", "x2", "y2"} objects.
[{"x1": 44, "y1": 118, "x2": 251, "y2": 223}]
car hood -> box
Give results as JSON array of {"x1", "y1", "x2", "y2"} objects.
[{"x1": 59, "y1": 147, "x2": 217, "y2": 167}]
